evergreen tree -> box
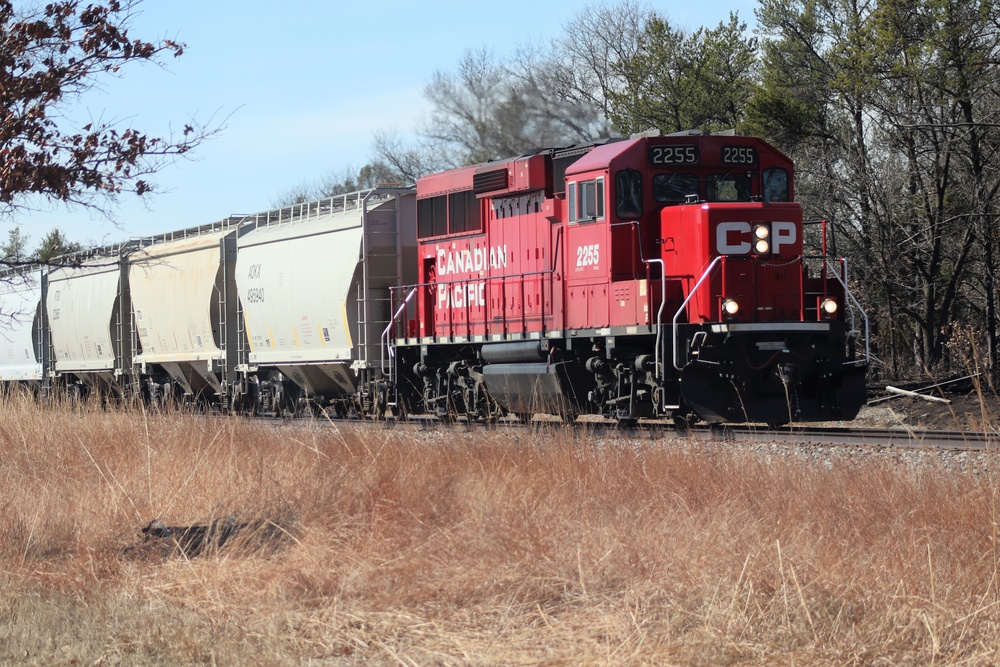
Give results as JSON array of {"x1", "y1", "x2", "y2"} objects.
[
  {"x1": 1, "y1": 227, "x2": 29, "y2": 265},
  {"x1": 34, "y1": 228, "x2": 82, "y2": 263}
]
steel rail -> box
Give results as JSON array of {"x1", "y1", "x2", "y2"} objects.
[{"x1": 185, "y1": 406, "x2": 1000, "y2": 453}]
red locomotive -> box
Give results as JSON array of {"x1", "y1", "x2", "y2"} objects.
[{"x1": 388, "y1": 131, "x2": 868, "y2": 426}]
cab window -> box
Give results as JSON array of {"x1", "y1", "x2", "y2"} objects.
[
  {"x1": 706, "y1": 173, "x2": 752, "y2": 202},
  {"x1": 615, "y1": 169, "x2": 643, "y2": 219},
  {"x1": 653, "y1": 173, "x2": 698, "y2": 203}
]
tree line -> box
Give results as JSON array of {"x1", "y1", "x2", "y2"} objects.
[{"x1": 283, "y1": 0, "x2": 1000, "y2": 385}]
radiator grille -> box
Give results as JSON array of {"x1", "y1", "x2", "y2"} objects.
[{"x1": 473, "y1": 168, "x2": 509, "y2": 194}]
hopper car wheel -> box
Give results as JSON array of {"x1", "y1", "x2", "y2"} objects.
[
  {"x1": 236, "y1": 380, "x2": 261, "y2": 417},
  {"x1": 267, "y1": 386, "x2": 281, "y2": 417},
  {"x1": 192, "y1": 392, "x2": 210, "y2": 414},
  {"x1": 246, "y1": 388, "x2": 260, "y2": 417},
  {"x1": 270, "y1": 375, "x2": 302, "y2": 417}
]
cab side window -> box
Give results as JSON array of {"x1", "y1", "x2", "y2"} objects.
[
  {"x1": 763, "y1": 168, "x2": 790, "y2": 202},
  {"x1": 568, "y1": 177, "x2": 605, "y2": 222}
]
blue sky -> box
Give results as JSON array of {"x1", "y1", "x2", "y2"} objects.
[{"x1": 14, "y1": 0, "x2": 759, "y2": 246}]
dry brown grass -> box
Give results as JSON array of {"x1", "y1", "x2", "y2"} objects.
[{"x1": 0, "y1": 393, "x2": 999, "y2": 665}]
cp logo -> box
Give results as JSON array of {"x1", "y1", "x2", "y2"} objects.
[{"x1": 715, "y1": 221, "x2": 797, "y2": 255}]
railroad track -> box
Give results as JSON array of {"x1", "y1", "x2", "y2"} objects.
[
  {"x1": 687, "y1": 424, "x2": 999, "y2": 450},
  {"x1": 371, "y1": 414, "x2": 1000, "y2": 451}
]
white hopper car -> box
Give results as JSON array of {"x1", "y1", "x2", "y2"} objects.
[{"x1": 0, "y1": 187, "x2": 416, "y2": 415}]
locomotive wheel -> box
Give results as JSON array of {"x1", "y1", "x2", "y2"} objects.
[
  {"x1": 386, "y1": 394, "x2": 409, "y2": 421},
  {"x1": 672, "y1": 414, "x2": 692, "y2": 436}
]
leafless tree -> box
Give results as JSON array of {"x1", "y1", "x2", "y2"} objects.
[
  {"x1": 0, "y1": 0, "x2": 217, "y2": 221},
  {"x1": 550, "y1": 0, "x2": 653, "y2": 121}
]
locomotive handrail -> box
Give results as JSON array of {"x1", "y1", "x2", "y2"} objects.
[
  {"x1": 669, "y1": 255, "x2": 869, "y2": 372},
  {"x1": 672, "y1": 256, "x2": 722, "y2": 371},
  {"x1": 646, "y1": 258, "x2": 667, "y2": 382},
  {"x1": 392, "y1": 260, "x2": 564, "y2": 344},
  {"x1": 611, "y1": 220, "x2": 647, "y2": 268},
  {"x1": 825, "y1": 257, "x2": 870, "y2": 366},
  {"x1": 613, "y1": 219, "x2": 670, "y2": 381},
  {"x1": 398, "y1": 268, "x2": 560, "y2": 295},
  {"x1": 382, "y1": 287, "x2": 418, "y2": 384}
]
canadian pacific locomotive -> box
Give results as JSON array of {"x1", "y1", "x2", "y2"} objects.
[{"x1": 0, "y1": 131, "x2": 868, "y2": 425}]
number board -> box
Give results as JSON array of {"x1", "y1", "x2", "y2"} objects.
[
  {"x1": 648, "y1": 144, "x2": 699, "y2": 166},
  {"x1": 721, "y1": 145, "x2": 758, "y2": 165}
]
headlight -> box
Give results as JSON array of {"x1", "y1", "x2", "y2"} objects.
[
  {"x1": 753, "y1": 224, "x2": 770, "y2": 240},
  {"x1": 821, "y1": 298, "x2": 838, "y2": 315},
  {"x1": 722, "y1": 299, "x2": 740, "y2": 316},
  {"x1": 754, "y1": 238, "x2": 770, "y2": 254}
]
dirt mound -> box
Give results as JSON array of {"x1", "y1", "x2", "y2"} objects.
[{"x1": 853, "y1": 386, "x2": 999, "y2": 432}]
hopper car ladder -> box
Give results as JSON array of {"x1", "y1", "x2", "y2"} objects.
[{"x1": 354, "y1": 190, "x2": 410, "y2": 415}]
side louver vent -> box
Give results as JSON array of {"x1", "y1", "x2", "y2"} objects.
[{"x1": 473, "y1": 168, "x2": 509, "y2": 194}]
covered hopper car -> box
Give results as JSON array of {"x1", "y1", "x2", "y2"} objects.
[{"x1": 0, "y1": 131, "x2": 867, "y2": 426}]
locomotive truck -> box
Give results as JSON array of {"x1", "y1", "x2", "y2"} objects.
[{"x1": 0, "y1": 131, "x2": 867, "y2": 426}]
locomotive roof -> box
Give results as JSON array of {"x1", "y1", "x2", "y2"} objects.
[
  {"x1": 416, "y1": 139, "x2": 627, "y2": 199},
  {"x1": 417, "y1": 164, "x2": 476, "y2": 198},
  {"x1": 563, "y1": 134, "x2": 794, "y2": 177},
  {"x1": 564, "y1": 137, "x2": 643, "y2": 176}
]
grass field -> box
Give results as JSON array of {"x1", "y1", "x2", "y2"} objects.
[{"x1": 1, "y1": 394, "x2": 999, "y2": 665}]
